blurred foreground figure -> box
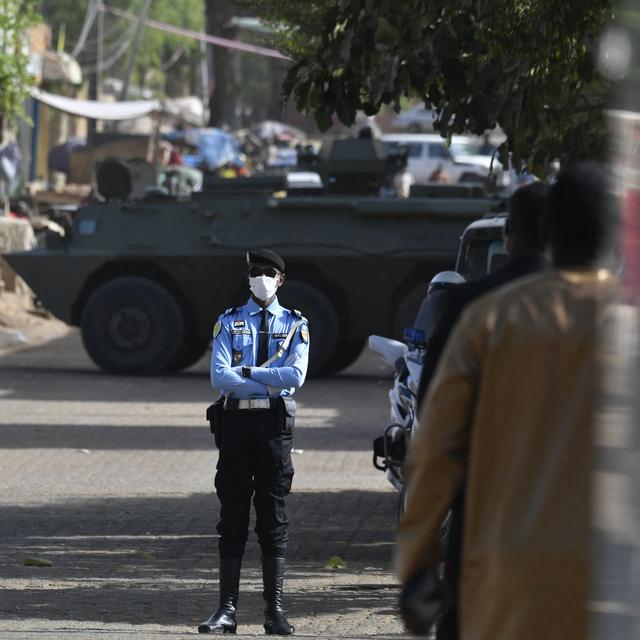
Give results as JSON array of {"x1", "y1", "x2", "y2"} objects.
[
  {"x1": 417, "y1": 181, "x2": 550, "y2": 411},
  {"x1": 397, "y1": 162, "x2": 617, "y2": 640},
  {"x1": 416, "y1": 181, "x2": 550, "y2": 640}
]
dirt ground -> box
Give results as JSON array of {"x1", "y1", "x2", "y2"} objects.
[
  {"x1": 0, "y1": 301, "x2": 415, "y2": 639},
  {"x1": 0, "y1": 290, "x2": 69, "y2": 351}
]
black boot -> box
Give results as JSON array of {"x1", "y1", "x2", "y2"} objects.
[
  {"x1": 262, "y1": 556, "x2": 294, "y2": 635},
  {"x1": 198, "y1": 557, "x2": 242, "y2": 634}
]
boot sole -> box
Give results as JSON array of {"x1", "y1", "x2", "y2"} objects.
[
  {"x1": 198, "y1": 625, "x2": 236, "y2": 634},
  {"x1": 264, "y1": 625, "x2": 294, "y2": 635}
]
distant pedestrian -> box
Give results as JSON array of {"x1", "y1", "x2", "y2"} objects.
[
  {"x1": 429, "y1": 163, "x2": 451, "y2": 183},
  {"x1": 397, "y1": 162, "x2": 618, "y2": 640},
  {"x1": 198, "y1": 249, "x2": 309, "y2": 636}
]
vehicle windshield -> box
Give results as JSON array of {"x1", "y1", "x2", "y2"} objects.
[
  {"x1": 382, "y1": 141, "x2": 422, "y2": 158},
  {"x1": 459, "y1": 238, "x2": 507, "y2": 280}
]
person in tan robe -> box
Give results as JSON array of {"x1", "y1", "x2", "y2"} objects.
[{"x1": 397, "y1": 162, "x2": 618, "y2": 640}]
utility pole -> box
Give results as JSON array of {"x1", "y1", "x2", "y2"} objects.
[
  {"x1": 199, "y1": 35, "x2": 210, "y2": 126},
  {"x1": 87, "y1": 2, "x2": 104, "y2": 143},
  {"x1": 96, "y1": 2, "x2": 103, "y2": 102},
  {"x1": 120, "y1": 0, "x2": 153, "y2": 101}
]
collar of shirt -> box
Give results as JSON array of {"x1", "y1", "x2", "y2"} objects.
[{"x1": 246, "y1": 296, "x2": 282, "y2": 317}]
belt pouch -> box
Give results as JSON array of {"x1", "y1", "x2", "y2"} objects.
[
  {"x1": 277, "y1": 396, "x2": 296, "y2": 434},
  {"x1": 206, "y1": 397, "x2": 225, "y2": 448}
]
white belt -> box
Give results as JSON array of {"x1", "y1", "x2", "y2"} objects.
[{"x1": 236, "y1": 398, "x2": 271, "y2": 410}]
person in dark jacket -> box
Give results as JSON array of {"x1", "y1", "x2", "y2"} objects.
[{"x1": 417, "y1": 180, "x2": 550, "y2": 640}]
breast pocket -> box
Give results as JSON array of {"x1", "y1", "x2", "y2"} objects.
[{"x1": 231, "y1": 333, "x2": 253, "y2": 365}]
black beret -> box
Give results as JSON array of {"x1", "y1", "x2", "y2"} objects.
[{"x1": 246, "y1": 248, "x2": 285, "y2": 272}]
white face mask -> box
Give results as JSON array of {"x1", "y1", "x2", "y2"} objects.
[{"x1": 249, "y1": 275, "x2": 279, "y2": 301}]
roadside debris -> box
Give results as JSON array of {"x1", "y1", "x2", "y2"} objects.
[
  {"x1": 324, "y1": 556, "x2": 347, "y2": 569},
  {"x1": 24, "y1": 558, "x2": 53, "y2": 568}
]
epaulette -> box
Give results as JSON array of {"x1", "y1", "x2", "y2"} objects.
[
  {"x1": 222, "y1": 307, "x2": 236, "y2": 316},
  {"x1": 292, "y1": 309, "x2": 303, "y2": 318}
]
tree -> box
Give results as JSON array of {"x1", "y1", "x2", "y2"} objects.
[
  {"x1": 40, "y1": 0, "x2": 205, "y2": 98},
  {"x1": 271, "y1": 0, "x2": 614, "y2": 174},
  {"x1": 205, "y1": 0, "x2": 238, "y2": 127},
  {"x1": 236, "y1": 0, "x2": 333, "y2": 57},
  {"x1": 131, "y1": 0, "x2": 204, "y2": 95},
  {"x1": 205, "y1": 0, "x2": 294, "y2": 128},
  {"x1": 0, "y1": 0, "x2": 39, "y2": 131}
]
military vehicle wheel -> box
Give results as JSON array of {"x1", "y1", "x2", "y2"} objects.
[
  {"x1": 277, "y1": 281, "x2": 339, "y2": 376},
  {"x1": 323, "y1": 338, "x2": 366, "y2": 374},
  {"x1": 81, "y1": 277, "x2": 185, "y2": 375},
  {"x1": 165, "y1": 335, "x2": 210, "y2": 373}
]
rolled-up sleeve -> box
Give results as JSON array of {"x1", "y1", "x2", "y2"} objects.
[
  {"x1": 211, "y1": 321, "x2": 269, "y2": 397},
  {"x1": 249, "y1": 323, "x2": 309, "y2": 389}
]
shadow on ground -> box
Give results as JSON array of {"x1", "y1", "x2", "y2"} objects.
[
  {"x1": 0, "y1": 422, "x2": 380, "y2": 453},
  {"x1": 0, "y1": 490, "x2": 399, "y2": 627},
  {"x1": 0, "y1": 332, "x2": 391, "y2": 404}
]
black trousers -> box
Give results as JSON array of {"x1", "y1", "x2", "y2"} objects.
[{"x1": 215, "y1": 406, "x2": 294, "y2": 559}]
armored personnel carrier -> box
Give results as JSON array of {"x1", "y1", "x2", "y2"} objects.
[{"x1": 5, "y1": 137, "x2": 507, "y2": 375}]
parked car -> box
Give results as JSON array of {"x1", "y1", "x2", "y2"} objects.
[
  {"x1": 449, "y1": 135, "x2": 510, "y2": 188},
  {"x1": 381, "y1": 134, "x2": 494, "y2": 185},
  {"x1": 391, "y1": 104, "x2": 437, "y2": 133}
]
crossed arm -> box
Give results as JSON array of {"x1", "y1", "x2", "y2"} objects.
[{"x1": 211, "y1": 323, "x2": 309, "y2": 395}]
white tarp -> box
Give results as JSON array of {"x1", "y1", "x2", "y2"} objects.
[{"x1": 31, "y1": 89, "x2": 162, "y2": 121}]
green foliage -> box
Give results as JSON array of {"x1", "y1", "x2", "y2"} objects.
[
  {"x1": 235, "y1": 0, "x2": 334, "y2": 57},
  {"x1": 279, "y1": 0, "x2": 615, "y2": 174},
  {"x1": 40, "y1": 0, "x2": 204, "y2": 96},
  {"x1": 135, "y1": 0, "x2": 204, "y2": 94},
  {"x1": 0, "y1": 0, "x2": 40, "y2": 127}
]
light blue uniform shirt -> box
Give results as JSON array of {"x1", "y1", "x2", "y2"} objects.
[{"x1": 211, "y1": 297, "x2": 309, "y2": 399}]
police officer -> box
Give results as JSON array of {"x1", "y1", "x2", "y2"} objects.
[{"x1": 198, "y1": 249, "x2": 309, "y2": 636}]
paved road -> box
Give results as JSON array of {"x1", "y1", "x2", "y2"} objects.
[{"x1": 0, "y1": 329, "x2": 412, "y2": 639}]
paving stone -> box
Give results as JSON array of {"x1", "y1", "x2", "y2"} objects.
[{"x1": 0, "y1": 330, "x2": 410, "y2": 639}]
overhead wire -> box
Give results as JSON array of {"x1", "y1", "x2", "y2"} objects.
[
  {"x1": 75, "y1": 12, "x2": 131, "y2": 52},
  {"x1": 159, "y1": 45, "x2": 185, "y2": 71},
  {"x1": 79, "y1": 19, "x2": 137, "y2": 72},
  {"x1": 80, "y1": 39, "x2": 130, "y2": 73},
  {"x1": 80, "y1": 20, "x2": 134, "y2": 62},
  {"x1": 103, "y1": 3, "x2": 289, "y2": 60},
  {"x1": 70, "y1": 0, "x2": 100, "y2": 58}
]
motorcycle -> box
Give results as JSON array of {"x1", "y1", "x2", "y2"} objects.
[
  {"x1": 369, "y1": 329, "x2": 426, "y2": 517},
  {"x1": 369, "y1": 271, "x2": 466, "y2": 520}
]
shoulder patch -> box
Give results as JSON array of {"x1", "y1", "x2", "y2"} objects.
[
  {"x1": 213, "y1": 321, "x2": 222, "y2": 338},
  {"x1": 300, "y1": 326, "x2": 309, "y2": 343}
]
